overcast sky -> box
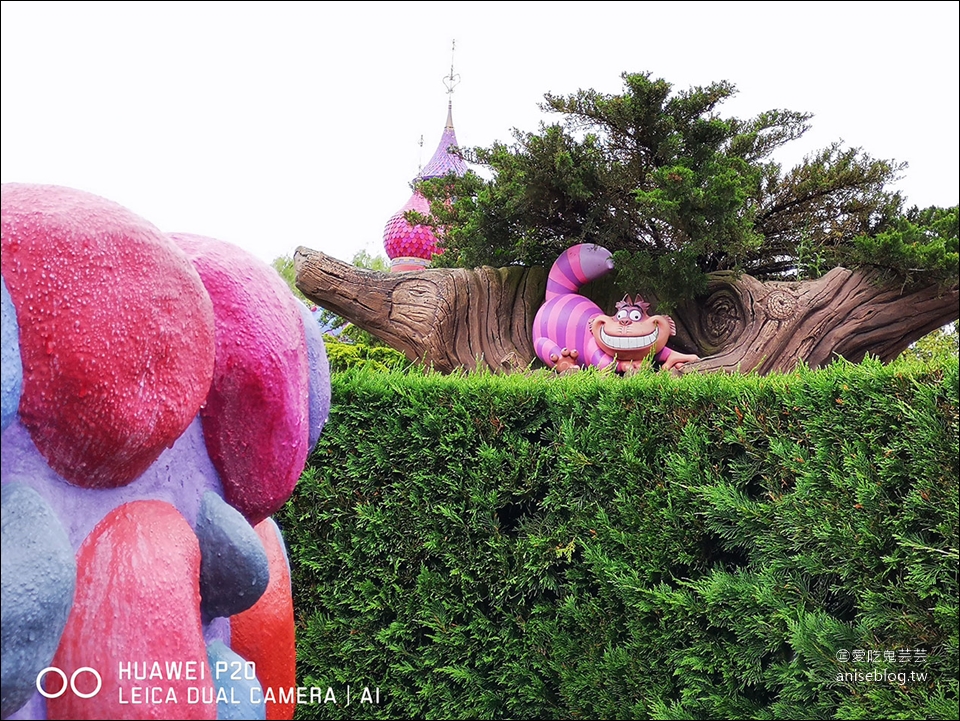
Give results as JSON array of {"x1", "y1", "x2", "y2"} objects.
[{"x1": 2, "y1": 1, "x2": 958, "y2": 267}]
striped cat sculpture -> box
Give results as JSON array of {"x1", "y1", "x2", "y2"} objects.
[{"x1": 532, "y1": 243, "x2": 699, "y2": 373}]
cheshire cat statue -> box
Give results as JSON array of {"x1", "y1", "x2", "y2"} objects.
[
  {"x1": 1, "y1": 183, "x2": 330, "y2": 721},
  {"x1": 532, "y1": 243, "x2": 699, "y2": 373}
]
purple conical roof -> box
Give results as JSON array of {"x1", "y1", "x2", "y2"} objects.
[{"x1": 419, "y1": 102, "x2": 468, "y2": 180}]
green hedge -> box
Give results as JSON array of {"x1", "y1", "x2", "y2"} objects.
[
  {"x1": 277, "y1": 357, "x2": 959, "y2": 720},
  {"x1": 322, "y1": 337, "x2": 410, "y2": 373}
]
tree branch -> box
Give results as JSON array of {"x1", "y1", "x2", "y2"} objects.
[
  {"x1": 295, "y1": 247, "x2": 547, "y2": 372},
  {"x1": 296, "y1": 247, "x2": 958, "y2": 375}
]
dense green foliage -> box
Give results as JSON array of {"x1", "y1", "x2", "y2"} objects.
[
  {"x1": 278, "y1": 356, "x2": 959, "y2": 719},
  {"x1": 900, "y1": 324, "x2": 960, "y2": 365},
  {"x1": 854, "y1": 206, "x2": 960, "y2": 288},
  {"x1": 323, "y1": 337, "x2": 410, "y2": 373},
  {"x1": 419, "y1": 72, "x2": 958, "y2": 307}
]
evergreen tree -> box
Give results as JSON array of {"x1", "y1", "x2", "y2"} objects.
[
  {"x1": 295, "y1": 72, "x2": 959, "y2": 374},
  {"x1": 420, "y1": 72, "x2": 956, "y2": 309}
]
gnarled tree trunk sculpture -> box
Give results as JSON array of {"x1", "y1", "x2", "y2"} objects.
[
  {"x1": 295, "y1": 247, "x2": 547, "y2": 373},
  {"x1": 674, "y1": 269, "x2": 958, "y2": 374},
  {"x1": 294, "y1": 246, "x2": 958, "y2": 375}
]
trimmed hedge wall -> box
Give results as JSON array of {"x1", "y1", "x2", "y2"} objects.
[{"x1": 277, "y1": 357, "x2": 959, "y2": 720}]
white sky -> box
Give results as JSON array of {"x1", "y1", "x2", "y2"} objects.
[{"x1": 2, "y1": 1, "x2": 958, "y2": 266}]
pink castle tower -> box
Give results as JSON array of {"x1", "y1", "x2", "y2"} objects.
[{"x1": 383, "y1": 45, "x2": 468, "y2": 273}]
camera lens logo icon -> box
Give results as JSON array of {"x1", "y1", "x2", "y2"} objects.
[{"x1": 35, "y1": 667, "x2": 102, "y2": 699}]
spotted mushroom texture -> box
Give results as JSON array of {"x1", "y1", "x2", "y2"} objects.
[
  {"x1": 1, "y1": 184, "x2": 326, "y2": 721},
  {"x1": 170, "y1": 232, "x2": 311, "y2": 526},
  {"x1": 0, "y1": 184, "x2": 216, "y2": 488}
]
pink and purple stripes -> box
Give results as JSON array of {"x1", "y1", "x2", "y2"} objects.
[
  {"x1": 534, "y1": 294, "x2": 599, "y2": 362},
  {"x1": 534, "y1": 244, "x2": 618, "y2": 369},
  {"x1": 544, "y1": 244, "x2": 615, "y2": 302}
]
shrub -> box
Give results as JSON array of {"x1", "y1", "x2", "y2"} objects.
[
  {"x1": 278, "y1": 357, "x2": 959, "y2": 720},
  {"x1": 323, "y1": 337, "x2": 411, "y2": 373}
]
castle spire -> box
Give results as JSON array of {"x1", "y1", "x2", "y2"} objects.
[
  {"x1": 442, "y1": 40, "x2": 458, "y2": 132},
  {"x1": 442, "y1": 39, "x2": 461, "y2": 99},
  {"x1": 420, "y1": 41, "x2": 466, "y2": 181},
  {"x1": 383, "y1": 41, "x2": 468, "y2": 272}
]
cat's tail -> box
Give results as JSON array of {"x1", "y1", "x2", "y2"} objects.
[{"x1": 545, "y1": 244, "x2": 615, "y2": 302}]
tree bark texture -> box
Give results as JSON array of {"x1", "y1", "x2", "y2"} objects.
[
  {"x1": 674, "y1": 268, "x2": 959, "y2": 374},
  {"x1": 295, "y1": 247, "x2": 547, "y2": 373},
  {"x1": 295, "y1": 247, "x2": 959, "y2": 375}
]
